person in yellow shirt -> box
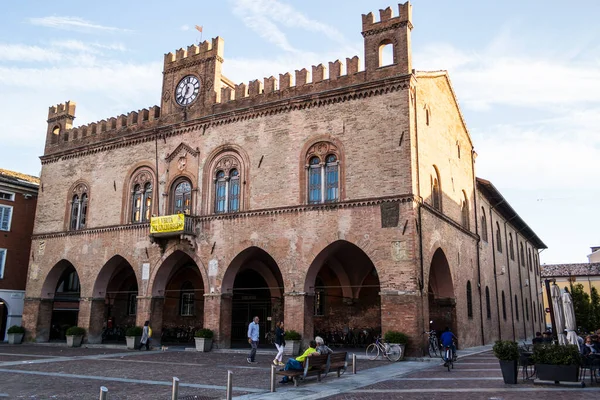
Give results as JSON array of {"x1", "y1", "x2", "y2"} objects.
[{"x1": 279, "y1": 340, "x2": 318, "y2": 384}]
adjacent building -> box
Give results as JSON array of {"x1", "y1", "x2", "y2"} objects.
[
  {"x1": 0, "y1": 169, "x2": 39, "y2": 341},
  {"x1": 22, "y1": 2, "x2": 545, "y2": 353}
]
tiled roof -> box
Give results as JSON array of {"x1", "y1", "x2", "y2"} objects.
[
  {"x1": 0, "y1": 168, "x2": 40, "y2": 185},
  {"x1": 541, "y1": 263, "x2": 600, "y2": 277}
]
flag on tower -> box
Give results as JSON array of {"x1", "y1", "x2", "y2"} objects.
[{"x1": 195, "y1": 25, "x2": 203, "y2": 33}]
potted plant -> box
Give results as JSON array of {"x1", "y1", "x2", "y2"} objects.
[
  {"x1": 532, "y1": 344, "x2": 581, "y2": 383},
  {"x1": 7, "y1": 325, "x2": 25, "y2": 344},
  {"x1": 125, "y1": 326, "x2": 143, "y2": 350},
  {"x1": 284, "y1": 330, "x2": 301, "y2": 356},
  {"x1": 384, "y1": 331, "x2": 408, "y2": 360},
  {"x1": 194, "y1": 328, "x2": 214, "y2": 352},
  {"x1": 492, "y1": 340, "x2": 519, "y2": 384},
  {"x1": 65, "y1": 326, "x2": 85, "y2": 347}
]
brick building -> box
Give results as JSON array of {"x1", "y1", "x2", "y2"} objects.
[
  {"x1": 0, "y1": 169, "x2": 39, "y2": 341},
  {"x1": 23, "y1": 2, "x2": 545, "y2": 353}
]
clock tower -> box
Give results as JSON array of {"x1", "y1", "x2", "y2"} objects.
[{"x1": 160, "y1": 37, "x2": 228, "y2": 123}]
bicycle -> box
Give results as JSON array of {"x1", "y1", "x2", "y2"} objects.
[
  {"x1": 366, "y1": 336, "x2": 402, "y2": 362},
  {"x1": 423, "y1": 330, "x2": 440, "y2": 358},
  {"x1": 443, "y1": 345, "x2": 454, "y2": 371}
]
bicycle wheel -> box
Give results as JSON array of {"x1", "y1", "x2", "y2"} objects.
[
  {"x1": 446, "y1": 349, "x2": 451, "y2": 371},
  {"x1": 366, "y1": 343, "x2": 379, "y2": 360},
  {"x1": 428, "y1": 341, "x2": 438, "y2": 358},
  {"x1": 386, "y1": 344, "x2": 402, "y2": 362}
]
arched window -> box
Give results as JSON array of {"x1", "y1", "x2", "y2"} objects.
[
  {"x1": 180, "y1": 281, "x2": 195, "y2": 316},
  {"x1": 466, "y1": 281, "x2": 473, "y2": 319},
  {"x1": 509, "y1": 233, "x2": 515, "y2": 260},
  {"x1": 502, "y1": 291, "x2": 507, "y2": 320},
  {"x1": 457, "y1": 141, "x2": 461, "y2": 159},
  {"x1": 69, "y1": 183, "x2": 89, "y2": 231},
  {"x1": 431, "y1": 167, "x2": 442, "y2": 211},
  {"x1": 525, "y1": 299, "x2": 529, "y2": 321},
  {"x1": 515, "y1": 295, "x2": 519, "y2": 321},
  {"x1": 520, "y1": 243, "x2": 525, "y2": 266},
  {"x1": 481, "y1": 208, "x2": 488, "y2": 242},
  {"x1": 528, "y1": 249, "x2": 533, "y2": 271},
  {"x1": 496, "y1": 222, "x2": 502, "y2": 253},
  {"x1": 130, "y1": 168, "x2": 154, "y2": 223},
  {"x1": 461, "y1": 192, "x2": 469, "y2": 229},
  {"x1": 485, "y1": 286, "x2": 491, "y2": 319},
  {"x1": 532, "y1": 300, "x2": 536, "y2": 322},
  {"x1": 172, "y1": 179, "x2": 192, "y2": 215},
  {"x1": 210, "y1": 153, "x2": 244, "y2": 214},
  {"x1": 306, "y1": 142, "x2": 340, "y2": 204}
]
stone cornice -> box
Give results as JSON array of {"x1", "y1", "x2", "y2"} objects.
[
  {"x1": 31, "y1": 194, "x2": 416, "y2": 240},
  {"x1": 362, "y1": 21, "x2": 412, "y2": 37},
  {"x1": 40, "y1": 75, "x2": 412, "y2": 165}
]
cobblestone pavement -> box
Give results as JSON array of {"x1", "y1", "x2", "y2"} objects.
[{"x1": 2, "y1": 344, "x2": 599, "y2": 399}]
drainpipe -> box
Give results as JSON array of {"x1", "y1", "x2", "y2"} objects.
[
  {"x1": 472, "y1": 155, "x2": 485, "y2": 345},
  {"x1": 500, "y1": 218, "x2": 516, "y2": 341},
  {"x1": 489, "y1": 203, "x2": 503, "y2": 341}
]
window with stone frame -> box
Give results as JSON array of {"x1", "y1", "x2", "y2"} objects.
[
  {"x1": 0, "y1": 205, "x2": 12, "y2": 231},
  {"x1": 69, "y1": 183, "x2": 89, "y2": 231},
  {"x1": 305, "y1": 142, "x2": 340, "y2": 205},
  {"x1": 480, "y1": 208, "x2": 488, "y2": 242},
  {"x1": 0, "y1": 191, "x2": 15, "y2": 201},
  {"x1": 0, "y1": 248, "x2": 6, "y2": 279},
  {"x1": 495, "y1": 222, "x2": 502, "y2": 253},
  {"x1": 130, "y1": 168, "x2": 154, "y2": 223},
  {"x1": 466, "y1": 281, "x2": 473, "y2": 319},
  {"x1": 485, "y1": 286, "x2": 491, "y2": 319},
  {"x1": 212, "y1": 155, "x2": 242, "y2": 214},
  {"x1": 509, "y1": 233, "x2": 515, "y2": 260},
  {"x1": 172, "y1": 178, "x2": 192, "y2": 215},
  {"x1": 180, "y1": 281, "x2": 195, "y2": 316}
]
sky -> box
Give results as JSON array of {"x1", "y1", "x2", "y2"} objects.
[{"x1": 0, "y1": 0, "x2": 598, "y2": 264}]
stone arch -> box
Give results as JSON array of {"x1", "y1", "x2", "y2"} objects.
[
  {"x1": 40, "y1": 259, "x2": 81, "y2": 300},
  {"x1": 91, "y1": 255, "x2": 137, "y2": 298},
  {"x1": 150, "y1": 248, "x2": 208, "y2": 297},
  {"x1": 427, "y1": 248, "x2": 456, "y2": 334}
]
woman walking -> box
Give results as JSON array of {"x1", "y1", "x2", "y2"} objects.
[
  {"x1": 137, "y1": 320, "x2": 151, "y2": 351},
  {"x1": 273, "y1": 321, "x2": 285, "y2": 366}
]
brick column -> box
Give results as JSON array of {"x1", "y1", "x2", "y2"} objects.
[
  {"x1": 22, "y1": 297, "x2": 53, "y2": 342},
  {"x1": 284, "y1": 292, "x2": 314, "y2": 348},
  {"x1": 204, "y1": 293, "x2": 231, "y2": 349},
  {"x1": 77, "y1": 298, "x2": 105, "y2": 344},
  {"x1": 380, "y1": 291, "x2": 422, "y2": 357},
  {"x1": 136, "y1": 296, "x2": 164, "y2": 345}
]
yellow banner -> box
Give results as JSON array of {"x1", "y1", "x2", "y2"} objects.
[{"x1": 150, "y1": 214, "x2": 185, "y2": 234}]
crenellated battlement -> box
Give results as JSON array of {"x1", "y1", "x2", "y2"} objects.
[
  {"x1": 48, "y1": 101, "x2": 76, "y2": 123},
  {"x1": 362, "y1": 2, "x2": 412, "y2": 34},
  {"x1": 163, "y1": 37, "x2": 224, "y2": 70}
]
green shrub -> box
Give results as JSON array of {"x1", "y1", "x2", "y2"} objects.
[
  {"x1": 65, "y1": 326, "x2": 85, "y2": 336},
  {"x1": 126, "y1": 326, "x2": 143, "y2": 337},
  {"x1": 7, "y1": 325, "x2": 25, "y2": 334},
  {"x1": 492, "y1": 340, "x2": 519, "y2": 361},
  {"x1": 284, "y1": 330, "x2": 301, "y2": 340},
  {"x1": 194, "y1": 328, "x2": 214, "y2": 338},
  {"x1": 532, "y1": 344, "x2": 581, "y2": 365},
  {"x1": 384, "y1": 331, "x2": 408, "y2": 345}
]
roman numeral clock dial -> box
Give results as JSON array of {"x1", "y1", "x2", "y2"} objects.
[{"x1": 175, "y1": 75, "x2": 200, "y2": 106}]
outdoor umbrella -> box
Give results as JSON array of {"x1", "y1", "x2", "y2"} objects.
[
  {"x1": 561, "y1": 287, "x2": 580, "y2": 351},
  {"x1": 551, "y1": 284, "x2": 566, "y2": 345}
]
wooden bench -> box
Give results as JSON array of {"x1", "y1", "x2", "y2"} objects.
[
  {"x1": 326, "y1": 352, "x2": 348, "y2": 377},
  {"x1": 276, "y1": 354, "x2": 329, "y2": 386}
]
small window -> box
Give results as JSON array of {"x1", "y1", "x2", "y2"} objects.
[
  {"x1": 461, "y1": 192, "x2": 469, "y2": 229},
  {"x1": 525, "y1": 299, "x2": 529, "y2": 321},
  {"x1": 481, "y1": 209, "x2": 488, "y2": 242},
  {"x1": 520, "y1": 243, "x2": 525, "y2": 266},
  {"x1": 485, "y1": 286, "x2": 491, "y2": 319},
  {"x1": 515, "y1": 295, "x2": 519, "y2": 321},
  {"x1": 533, "y1": 300, "x2": 536, "y2": 322},
  {"x1": 0, "y1": 248, "x2": 6, "y2": 279},
  {"x1": 431, "y1": 174, "x2": 442, "y2": 211},
  {"x1": 495, "y1": 222, "x2": 502, "y2": 253},
  {"x1": 0, "y1": 205, "x2": 12, "y2": 231},
  {"x1": 128, "y1": 292, "x2": 137, "y2": 316},
  {"x1": 466, "y1": 281, "x2": 473, "y2": 319},
  {"x1": 502, "y1": 291, "x2": 507, "y2": 320},
  {"x1": 180, "y1": 281, "x2": 195, "y2": 316},
  {"x1": 306, "y1": 143, "x2": 341, "y2": 205},
  {"x1": 457, "y1": 142, "x2": 461, "y2": 159},
  {"x1": 0, "y1": 191, "x2": 15, "y2": 201},
  {"x1": 379, "y1": 42, "x2": 393, "y2": 67},
  {"x1": 509, "y1": 233, "x2": 515, "y2": 260},
  {"x1": 173, "y1": 180, "x2": 192, "y2": 215}
]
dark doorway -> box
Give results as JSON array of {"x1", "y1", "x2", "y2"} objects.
[
  {"x1": 0, "y1": 299, "x2": 7, "y2": 341},
  {"x1": 427, "y1": 248, "x2": 456, "y2": 335},
  {"x1": 50, "y1": 266, "x2": 80, "y2": 340}
]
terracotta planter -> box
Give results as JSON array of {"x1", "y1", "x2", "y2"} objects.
[
  {"x1": 8, "y1": 333, "x2": 24, "y2": 344},
  {"x1": 499, "y1": 360, "x2": 518, "y2": 384},
  {"x1": 194, "y1": 337, "x2": 212, "y2": 352},
  {"x1": 536, "y1": 364, "x2": 579, "y2": 382},
  {"x1": 284, "y1": 340, "x2": 300, "y2": 356},
  {"x1": 66, "y1": 335, "x2": 83, "y2": 348},
  {"x1": 126, "y1": 336, "x2": 141, "y2": 350}
]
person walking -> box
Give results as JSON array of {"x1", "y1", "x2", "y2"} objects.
[
  {"x1": 247, "y1": 316, "x2": 260, "y2": 364},
  {"x1": 273, "y1": 321, "x2": 285, "y2": 366},
  {"x1": 137, "y1": 320, "x2": 151, "y2": 351}
]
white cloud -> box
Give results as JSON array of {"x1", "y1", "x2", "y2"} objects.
[
  {"x1": 50, "y1": 40, "x2": 126, "y2": 53},
  {"x1": 180, "y1": 25, "x2": 190, "y2": 31},
  {"x1": 0, "y1": 44, "x2": 61, "y2": 62},
  {"x1": 28, "y1": 16, "x2": 132, "y2": 33}
]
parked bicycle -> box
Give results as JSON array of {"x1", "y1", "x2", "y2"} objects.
[
  {"x1": 366, "y1": 336, "x2": 402, "y2": 362},
  {"x1": 423, "y1": 330, "x2": 440, "y2": 358}
]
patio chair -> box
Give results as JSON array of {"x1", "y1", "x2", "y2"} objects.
[{"x1": 580, "y1": 355, "x2": 600, "y2": 384}]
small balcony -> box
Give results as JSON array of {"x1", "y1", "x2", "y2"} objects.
[{"x1": 149, "y1": 214, "x2": 196, "y2": 251}]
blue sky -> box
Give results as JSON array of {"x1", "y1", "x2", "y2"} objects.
[{"x1": 1, "y1": 0, "x2": 598, "y2": 264}]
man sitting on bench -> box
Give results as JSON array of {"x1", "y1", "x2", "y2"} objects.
[{"x1": 279, "y1": 340, "x2": 318, "y2": 384}]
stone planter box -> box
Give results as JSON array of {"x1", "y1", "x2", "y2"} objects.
[
  {"x1": 284, "y1": 340, "x2": 300, "y2": 356},
  {"x1": 126, "y1": 336, "x2": 141, "y2": 350},
  {"x1": 194, "y1": 337, "x2": 212, "y2": 352},
  {"x1": 536, "y1": 364, "x2": 579, "y2": 383},
  {"x1": 66, "y1": 335, "x2": 83, "y2": 348},
  {"x1": 499, "y1": 360, "x2": 518, "y2": 384},
  {"x1": 8, "y1": 333, "x2": 24, "y2": 344}
]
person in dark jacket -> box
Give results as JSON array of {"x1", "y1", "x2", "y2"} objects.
[{"x1": 273, "y1": 321, "x2": 286, "y2": 366}]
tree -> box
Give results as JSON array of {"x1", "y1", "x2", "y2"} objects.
[
  {"x1": 589, "y1": 286, "x2": 600, "y2": 332},
  {"x1": 570, "y1": 283, "x2": 591, "y2": 332}
]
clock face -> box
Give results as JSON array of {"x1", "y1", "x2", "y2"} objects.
[{"x1": 175, "y1": 75, "x2": 200, "y2": 106}]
